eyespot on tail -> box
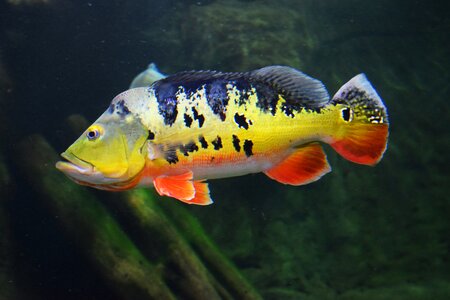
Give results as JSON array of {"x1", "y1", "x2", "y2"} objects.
[{"x1": 330, "y1": 74, "x2": 389, "y2": 165}]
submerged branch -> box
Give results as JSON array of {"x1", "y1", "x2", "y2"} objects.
[{"x1": 15, "y1": 135, "x2": 176, "y2": 300}]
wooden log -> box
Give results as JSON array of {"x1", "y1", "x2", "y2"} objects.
[
  {"x1": 159, "y1": 201, "x2": 263, "y2": 300},
  {"x1": 15, "y1": 135, "x2": 176, "y2": 300},
  {"x1": 110, "y1": 190, "x2": 225, "y2": 300}
]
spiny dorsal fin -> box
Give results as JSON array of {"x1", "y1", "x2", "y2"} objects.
[
  {"x1": 153, "y1": 66, "x2": 330, "y2": 109},
  {"x1": 249, "y1": 65, "x2": 330, "y2": 108},
  {"x1": 152, "y1": 70, "x2": 245, "y2": 87}
]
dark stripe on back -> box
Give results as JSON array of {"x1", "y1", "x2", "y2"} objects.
[{"x1": 153, "y1": 82, "x2": 178, "y2": 126}]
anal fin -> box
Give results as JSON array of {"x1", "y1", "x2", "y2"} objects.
[
  {"x1": 264, "y1": 143, "x2": 331, "y2": 185},
  {"x1": 190, "y1": 181, "x2": 213, "y2": 205},
  {"x1": 153, "y1": 171, "x2": 213, "y2": 205}
]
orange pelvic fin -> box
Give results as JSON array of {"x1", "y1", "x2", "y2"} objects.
[
  {"x1": 153, "y1": 172, "x2": 195, "y2": 201},
  {"x1": 153, "y1": 171, "x2": 213, "y2": 205},
  {"x1": 264, "y1": 143, "x2": 331, "y2": 185}
]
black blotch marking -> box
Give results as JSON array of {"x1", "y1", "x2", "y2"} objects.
[
  {"x1": 210, "y1": 156, "x2": 215, "y2": 162},
  {"x1": 179, "y1": 142, "x2": 199, "y2": 156},
  {"x1": 234, "y1": 113, "x2": 250, "y2": 129},
  {"x1": 192, "y1": 107, "x2": 205, "y2": 128},
  {"x1": 212, "y1": 136, "x2": 223, "y2": 150},
  {"x1": 199, "y1": 136, "x2": 208, "y2": 149},
  {"x1": 148, "y1": 130, "x2": 155, "y2": 140},
  {"x1": 253, "y1": 82, "x2": 279, "y2": 116},
  {"x1": 184, "y1": 114, "x2": 193, "y2": 127},
  {"x1": 186, "y1": 142, "x2": 199, "y2": 152},
  {"x1": 179, "y1": 145, "x2": 188, "y2": 156},
  {"x1": 243, "y1": 140, "x2": 254, "y2": 157},
  {"x1": 232, "y1": 79, "x2": 252, "y2": 106},
  {"x1": 115, "y1": 99, "x2": 131, "y2": 117},
  {"x1": 232, "y1": 135, "x2": 241, "y2": 152},
  {"x1": 165, "y1": 148, "x2": 179, "y2": 164},
  {"x1": 206, "y1": 80, "x2": 229, "y2": 121},
  {"x1": 281, "y1": 101, "x2": 302, "y2": 118},
  {"x1": 341, "y1": 108, "x2": 351, "y2": 121},
  {"x1": 154, "y1": 82, "x2": 178, "y2": 126}
]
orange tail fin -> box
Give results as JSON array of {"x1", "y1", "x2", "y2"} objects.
[{"x1": 330, "y1": 74, "x2": 389, "y2": 165}]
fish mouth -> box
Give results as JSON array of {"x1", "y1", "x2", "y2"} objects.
[{"x1": 56, "y1": 152, "x2": 95, "y2": 175}]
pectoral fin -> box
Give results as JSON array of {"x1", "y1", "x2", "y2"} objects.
[
  {"x1": 264, "y1": 143, "x2": 331, "y2": 185},
  {"x1": 153, "y1": 171, "x2": 213, "y2": 205}
]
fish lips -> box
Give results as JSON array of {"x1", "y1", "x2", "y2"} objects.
[
  {"x1": 56, "y1": 152, "x2": 125, "y2": 186},
  {"x1": 55, "y1": 152, "x2": 98, "y2": 182}
]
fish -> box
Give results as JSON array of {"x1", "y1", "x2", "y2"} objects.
[
  {"x1": 129, "y1": 62, "x2": 167, "y2": 88},
  {"x1": 56, "y1": 65, "x2": 389, "y2": 205}
]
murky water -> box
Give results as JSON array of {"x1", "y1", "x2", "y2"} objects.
[{"x1": 0, "y1": 0, "x2": 449, "y2": 299}]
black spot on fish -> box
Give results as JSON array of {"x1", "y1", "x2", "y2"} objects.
[
  {"x1": 341, "y1": 108, "x2": 351, "y2": 121},
  {"x1": 192, "y1": 107, "x2": 205, "y2": 128},
  {"x1": 281, "y1": 101, "x2": 302, "y2": 118},
  {"x1": 210, "y1": 156, "x2": 215, "y2": 162},
  {"x1": 179, "y1": 142, "x2": 199, "y2": 156},
  {"x1": 148, "y1": 130, "x2": 155, "y2": 140},
  {"x1": 253, "y1": 81, "x2": 279, "y2": 116},
  {"x1": 212, "y1": 136, "x2": 223, "y2": 150},
  {"x1": 115, "y1": 99, "x2": 131, "y2": 117},
  {"x1": 154, "y1": 82, "x2": 178, "y2": 126},
  {"x1": 232, "y1": 79, "x2": 252, "y2": 106},
  {"x1": 178, "y1": 144, "x2": 187, "y2": 156},
  {"x1": 232, "y1": 135, "x2": 241, "y2": 152},
  {"x1": 165, "y1": 148, "x2": 179, "y2": 164},
  {"x1": 243, "y1": 140, "x2": 254, "y2": 157},
  {"x1": 187, "y1": 142, "x2": 199, "y2": 152},
  {"x1": 184, "y1": 114, "x2": 193, "y2": 127},
  {"x1": 199, "y1": 136, "x2": 208, "y2": 149},
  {"x1": 206, "y1": 80, "x2": 229, "y2": 121},
  {"x1": 234, "y1": 113, "x2": 250, "y2": 129}
]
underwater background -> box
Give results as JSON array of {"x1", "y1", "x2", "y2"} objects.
[{"x1": 0, "y1": 0, "x2": 449, "y2": 299}]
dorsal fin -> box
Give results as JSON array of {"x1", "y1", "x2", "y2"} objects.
[
  {"x1": 152, "y1": 66, "x2": 330, "y2": 109},
  {"x1": 152, "y1": 70, "x2": 245, "y2": 87},
  {"x1": 249, "y1": 65, "x2": 330, "y2": 108}
]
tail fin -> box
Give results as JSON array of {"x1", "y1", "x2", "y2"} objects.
[{"x1": 330, "y1": 74, "x2": 389, "y2": 165}]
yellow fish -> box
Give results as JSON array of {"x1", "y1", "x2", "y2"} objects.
[{"x1": 56, "y1": 66, "x2": 388, "y2": 205}]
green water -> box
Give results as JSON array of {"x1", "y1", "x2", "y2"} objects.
[{"x1": 0, "y1": 0, "x2": 448, "y2": 299}]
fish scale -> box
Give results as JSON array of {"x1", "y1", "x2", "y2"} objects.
[{"x1": 137, "y1": 77, "x2": 336, "y2": 180}]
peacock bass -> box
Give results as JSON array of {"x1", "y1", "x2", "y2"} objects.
[{"x1": 56, "y1": 65, "x2": 389, "y2": 205}]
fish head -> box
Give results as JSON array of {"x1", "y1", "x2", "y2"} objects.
[{"x1": 56, "y1": 93, "x2": 149, "y2": 190}]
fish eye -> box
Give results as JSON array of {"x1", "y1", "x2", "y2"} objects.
[{"x1": 86, "y1": 125, "x2": 103, "y2": 141}]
